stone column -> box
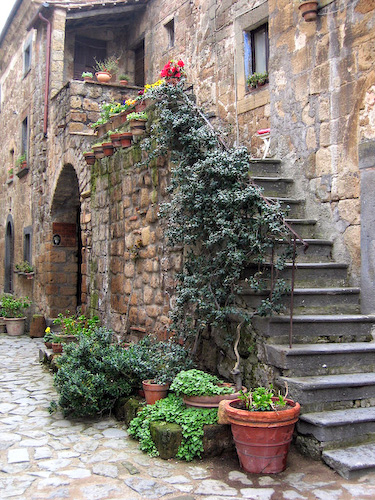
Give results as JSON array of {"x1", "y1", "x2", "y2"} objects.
[{"x1": 359, "y1": 140, "x2": 375, "y2": 313}]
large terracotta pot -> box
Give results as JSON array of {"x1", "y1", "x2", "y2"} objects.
[
  {"x1": 129, "y1": 119, "x2": 147, "y2": 136},
  {"x1": 5, "y1": 317, "x2": 26, "y2": 336},
  {"x1": 224, "y1": 398, "x2": 300, "y2": 474},
  {"x1": 298, "y1": 1, "x2": 319, "y2": 22},
  {"x1": 183, "y1": 386, "x2": 247, "y2": 408},
  {"x1": 142, "y1": 380, "x2": 170, "y2": 405},
  {"x1": 119, "y1": 132, "x2": 133, "y2": 147},
  {"x1": 95, "y1": 71, "x2": 112, "y2": 83}
]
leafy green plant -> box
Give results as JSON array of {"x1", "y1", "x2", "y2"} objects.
[
  {"x1": 43, "y1": 327, "x2": 54, "y2": 343},
  {"x1": 53, "y1": 312, "x2": 99, "y2": 338},
  {"x1": 170, "y1": 369, "x2": 234, "y2": 396},
  {"x1": 237, "y1": 385, "x2": 286, "y2": 411},
  {"x1": 82, "y1": 71, "x2": 93, "y2": 78},
  {"x1": 16, "y1": 154, "x2": 26, "y2": 167},
  {"x1": 128, "y1": 394, "x2": 217, "y2": 461},
  {"x1": 126, "y1": 335, "x2": 194, "y2": 386},
  {"x1": 247, "y1": 71, "x2": 268, "y2": 88},
  {"x1": 141, "y1": 82, "x2": 290, "y2": 346},
  {"x1": 94, "y1": 56, "x2": 119, "y2": 74},
  {"x1": 49, "y1": 327, "x2": 134, "y2": 417},
  {"x1": 1, "y1": 294, "x2": 31, "y2": 318},
  {"x1": 126, "y1": 111, "x2": 148, "y2": 121},
  {"x1": 119, "y1": 74, "x2": 130, "y2": 81},
  {"x1": 15, "y1": 260, "x2": 34, "y2": 273}
]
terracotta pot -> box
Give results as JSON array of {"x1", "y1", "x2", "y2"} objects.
[
  {"x1": 83, "y1": 152, "x2": 96, "y2": 165},
  {"x1": 95, "y1": 71, "x2": 112, "y2": 83},
  {"x1": 29, "y1": 315, "x2": 46, "y2": 338},
  {"x1": 142, "y1": 380, "x2": 170, "y2": 405},
  {"x1": 224, "y1": 398, "x2": 300, "y2": 474},
  {"x1": 52, "y1": 342, "x2": 63, "y2": 354},
  {"x1": 84, "y1": 77, "x2": 94, "y2": 82},
  {"x1": 135, "y1": 101, "x2": 147, "y2": 112},
  {"x1": 102, "y1": 142, "x2": 114, "y2": 156},
  {"x1": 119, "y1": 80, "x2": 128, "y2": 86},
  {"x1": 5, "y1": 317, "x2": 26, "y2": 336},
  {"x1": 44, "y1": 341, "x2": 52, "y2": 349},
  {"x1": 298, "y1": 1, "x2": 319, "y2": 22},
  {"x1": 119, "y1": 132, "x2": 133, "y2": 147},
  {"x1": 54, "y1": 334, "x2": 78, "y2": 344},
  {"x1": 165, "y1": 77, "x2": 180, "y2": 85},
  {"x1": 92, "y1": 145, "x2": 105, "y2": 159},
  {"x1": 110, "y1": 134, "x2": 122, "y2": 147},
  {"x1": 129, "y1": 119, "x2": 147, "y2": 136},
  {"x1": 183, "y1": 386, "x2": 247, "y2": 408}
]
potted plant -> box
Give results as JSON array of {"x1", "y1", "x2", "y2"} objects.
[
  {"x1": 1, "y1": 294, "x2": 31, "y2": 336},
  {"x1": 298, "y1": 0, "x2": 319, "y2": 22},
  {"x1": 247, "y1": 71, "x2": 268, "y2": 89},
  {"x1": 224, "y1": 386, "x2": 300, "y2": 474},
  {"x1": 8, "y1": 167, "x2": 14, "y2": 179},
  {"x1": 95, "y1": 56, "x2": 119, "y2": 83},
  {"x1": 17, "y1": 154, "x2": 27, "y2": 169},
  {"x1": 44, "y1": 327, "x2": 54, "y2": 348},
  {"x1": 170, "y1": 369, "x2": 246, "y2": 408},
  {"x1": 83, "y1": 151, "x2": 96, "y2": 165},
  {"x1": 126, "y1": 111, "x2": 148, "y2": 136},
  {"x1": 118, "y1": 131, "x2": 133, "y2": 148},
  {"x1": 51, "y1": 334, "x2": 63, "y2": 353},
  {"x1": 160, "y1": 58, "x2": 185, "y2": 84},
  {"x1": 119, "y1": 74, "x2": 130, "y2": 85},
  {"x1": 15, "y1": 260, "x2": 34, "y2": 278},
  {"x1": 92, "y1": 143, "x2": 105, "y2": 159},
  {"x1": 126, "y1": 336, "x2": 194, "y2": 404},
  {"x1": 82, "y1": 71, "x2": 94, "y2": 82},
  {"x1": 101, "y1": 141, "x2": 114, "y2": 156}
]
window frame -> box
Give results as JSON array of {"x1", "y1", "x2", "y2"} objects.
[
  {"x1": 244, "y1": 22, "x2": 269, "y2": 82},
  {"x1": 23, "y1": 35, "x2": 33, "y2": 77},
  {"x1": 23, "y1": 226, "x2": 33, "y2": 264},
  {"x1": 165, "y1": 18, "x2": 175, "y2": 49},
  {"x1": 21, "y1": 116, "x2": 29, "y2": 158}
]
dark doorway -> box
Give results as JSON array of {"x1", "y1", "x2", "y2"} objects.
[
  {"x1": 74, "y1": 36, "x2": 107, "y2": 80},
  {"x1": 4, "y1": 215, "x2": 14, "y2": 293},
  {"x1": 134, "y1": 40, "x2": 145, "y2": 87}
]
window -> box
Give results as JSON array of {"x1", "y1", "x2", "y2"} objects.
[
  {"x1": 23, "y1": 226, "x2": 32, "y2": 264},
  {"x1": 244, "y1": 23, "x2": 269, "y2": 83},
  {"x1": 22, "y1": 117, "x2": 28, "y2": 157},
  {"x1": 23, "y1": 37, "x2": 32, "y2": 76},
  {"x1": 165, "y1": 19, "x2": 175, "y2": 49}
]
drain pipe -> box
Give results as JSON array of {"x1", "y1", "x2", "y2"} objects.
[{"x1": 38, "y1": 11, "x2": 51, "y2": 138}]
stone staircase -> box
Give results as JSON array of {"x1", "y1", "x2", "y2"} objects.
[{"x1": 246, "y1": 158, "x2": 375, "y2": 479}]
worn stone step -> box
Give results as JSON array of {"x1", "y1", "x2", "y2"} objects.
[
  {"x1": 284, "y1": 238, "x2": 334, "y2": 262},
  {"x1": 298, "y1": 407, "x2": 375, "y2": 446},
  {"x1": 245, "y1": 262, "x2": 348, "y2": 287},
  {"x1": 241, "y1": 287, "x2": 360, "y2": 314},
  {"x1": 252, "y1": 176, "x2": 294, "y2": 197},
  {"x1": 266, "y1": 342, "x2": 375, "y2": 376},
  {"x1": 278, "y1": 373, "x2": 375, "y2": 408},
  {"x1": 285, "y1": 218, "x2": 318, "y2": 239},
  {"x1": 268, "y1": 197, "x2": 305, "y2": 218},
  {"x1": 248, "y1": 158, "x2": 282, "y2": 177},
  {"x1": 322, "y1": 443, "x2": 375, "y2": 479},
  {"x1": 253, "y1": 314, "x2": 375, "y2": 344}
]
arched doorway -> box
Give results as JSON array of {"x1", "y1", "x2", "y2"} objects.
[
  {"x1": 4, "y1": 215, "x2": 14, "y2": 293},
  {"x1": 48, "y1": 165, "x2": 82, "y2": 317}
]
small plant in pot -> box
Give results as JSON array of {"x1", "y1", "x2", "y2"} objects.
[
  {"x1": 224, "y1": 385, "x2": 300, "y2": 474},
  {"x1": 170, "y1": 369, "x2": 246, "y2": 408},
  {"x1": 82, "y1": 71, "x2": 94, "y2": 81},
  {"x1": 44, "y1": 327, "x2": 54, "y2": 348},
  {"x1": 1, "y1": 294, "x2": 31, "y2": 336},
  {"x1": 247, "y1": 71, "x2": 268, "y2": 89},
  {"x1": 126, "y1": 111, "x2": 148, "y2": 136},
  {"x1": 119, "y1": 74, "x2": 130, "y2": 85}
]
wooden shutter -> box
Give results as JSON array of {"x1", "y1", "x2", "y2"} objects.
[{"x1": 74, "y1": 36, "x2": 107, "y2": 79}]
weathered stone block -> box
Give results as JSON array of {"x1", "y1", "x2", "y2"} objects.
[
  {"x1": 114, "y1": 397, "x2": 142, "y2": 426},
  {"x1": 150, "y1": 422, "x2": 183, "y2": 459}
]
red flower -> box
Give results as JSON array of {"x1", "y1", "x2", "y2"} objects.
[{"x1": 177, "y1": 60, "x2": 184, "y2": 67}]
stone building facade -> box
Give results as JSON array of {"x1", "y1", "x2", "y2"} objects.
[{"x1": 0, "y1": 0, "x2": 374, "y2": 333}]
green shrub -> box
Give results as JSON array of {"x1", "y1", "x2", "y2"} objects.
[
  {"x1": 170, "y1": 369, "x2": 234, "y2": 396},
  {"x1": 50, "y1": 327, "x2": 134, "y2": 417},
  {"x1": 53, "y1": 312, "x2": 99, "y2": 337},
  {"x1": 128, "y1": 394, "x2": 218, "y2": 461},
  {"x1": 1, "y1": 294, "x2": 31, "y2": 318}
]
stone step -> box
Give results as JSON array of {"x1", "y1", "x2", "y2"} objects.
[
  {"x1": 322, "y1": 443, "x2": 375, "y2": 479},
  {"x1": 252, "y1": 176, "x2": 294, "y2": 197},
  {"x1": 248, "y1": 158, "x2": 282, "y2": 177},
  {"x1": 285, "y1": 218, "x2": 318, "y2": 239},
  {"x1": 298, "y1": 407, "x2": 375, "y2": 447},
  {"x1": 253, "y1": 314, "x2": 375, "y2": 344},
  {"x1": 269, "y1": 197, "x2": 305, "y2": 218},
  {"x1": 278, "y1": 372, "x2": 375, "y2": 409},
  {"x1": 241, "y1": 287, "x2": 361, "y2": 315},
  {"x1": 266, "y1": 342, "x2": 375, "y2": 376},
  {"x1": 244, "y1": 262, "x2": 349, "y2": 287},
  {"x1": 284, "y1": 238, "x2": 334, "y2": 262}
]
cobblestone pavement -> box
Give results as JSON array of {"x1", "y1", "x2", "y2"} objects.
[{"x1": 1, "y1": 335, "x2": 375, "y2": 499}]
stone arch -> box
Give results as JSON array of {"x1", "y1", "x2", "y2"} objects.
[
  {"x1": 4, "y1": 214, "x2": 14, "y2": 293},
  {"x1": 47, "y1": 164, "x2": 82, "y2": 317},
  {"x1": 358, "y1": 72, "x2": 375, "y2": 313}
]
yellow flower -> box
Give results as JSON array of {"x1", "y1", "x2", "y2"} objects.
[{"x1": 45, "y1": 327, "x2": 51, "y2": 333}]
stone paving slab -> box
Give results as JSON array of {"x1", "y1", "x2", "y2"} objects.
[{"x1": 1, "y1": 334, "x2": 375, "y2": 499}]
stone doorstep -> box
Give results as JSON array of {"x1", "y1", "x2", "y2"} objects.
[{"x1": 322, "y1": 443, "x2": 375, "y2": 479}]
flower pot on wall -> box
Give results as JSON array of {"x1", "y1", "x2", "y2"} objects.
[
  {"x1": 298, "y1": 1, "x2": 319, "y2": 22},
  {"x1": 95, "y1": 71, "x2": 112, "y2": 83},
  {"x1": 129, "y1": 119, "x2": 147, "y2": 136},
  {"x1": 119, "y1": 132, "x2": 133, "y2": 148},
  {"x1": 142, "y1": 380, "x2": 170, "y2": 405},
  {"x1": 83, "y1": 152, "x2": 96, "y2": 165},
  {"x1": 224, "y1": 398, "x2": 300, "y2": 474},
  {"x1": 92, "y1": 144, "x2": 105, "y2": 159},
  {"x1": 5, "y1": 317, "x2": 26, "y2": 336},
  {"x1": 102, "y1": 142, "x2": 114, "y2": 156}
]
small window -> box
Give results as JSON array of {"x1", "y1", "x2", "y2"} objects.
[
  {"x1": 165, "y1": 19, "x2": 175, "y2": 49},
  {"x1": 244, "y1": 23, "x2": 269, "y2": 84},
  {"x1": 23, "y1": 38, "x2": 32, "y2": 76},
  {"x1": 22, "y1": 117, "x2": 28, "y2": 157},
  {"x1": 23, "y1": 226, "x2": 32, "y2": 264}
]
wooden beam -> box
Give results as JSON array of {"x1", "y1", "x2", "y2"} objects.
[{"x1": 66, "y1": 5, "x2": 144, "y2": 21}]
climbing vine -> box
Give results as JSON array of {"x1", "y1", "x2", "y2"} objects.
[{"x1": 142, "y1": 81, "x2": 291, "y2": 342}]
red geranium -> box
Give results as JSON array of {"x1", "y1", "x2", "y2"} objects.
[{"x1": 160, "y1": 59, "x2": 186, "y2": 79}]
